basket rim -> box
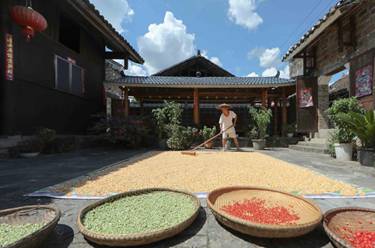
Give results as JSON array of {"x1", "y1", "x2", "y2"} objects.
[
  {"x1": 77, "y1": 188, "x2": 201, "y2": 242},
  {"x1": 207, "y1": 186, "x2": 323, "y2": 230},
  {"x1": 0, "y1": 205, "x2": 61, "y2": 248},
  {"x1": 323, "y1": 207, "x2": 375, "y2": 248}
]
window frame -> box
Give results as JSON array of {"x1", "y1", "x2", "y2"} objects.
[{"x1": 54, "y1": 55, "x2": 85, "y2": 96}]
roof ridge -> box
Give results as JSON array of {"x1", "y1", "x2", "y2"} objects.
[{"x1": 152, "y1": 55, "x2": 235, "y2": 77}]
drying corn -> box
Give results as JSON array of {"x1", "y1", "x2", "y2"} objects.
[
  {"x1": 83, "y1": 191, "x2": 196, "y2": 235},
  {"x1": 58, "y1": 151, "x2": 360, "y2": 196},
  {"x1": 0, "y1": 223, "x2": 45, "y2": 247}
]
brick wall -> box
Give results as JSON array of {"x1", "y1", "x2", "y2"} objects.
[
  {"x1": 317, "y1": 76, "x2": 331, "y2": 129},
  {"x1": 314, "y1": 1, "x2": 375, "y2": 75}
]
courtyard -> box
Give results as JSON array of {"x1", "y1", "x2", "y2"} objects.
[{"x1": 1, "y1": 147, "x2": 374, "y2": 248}]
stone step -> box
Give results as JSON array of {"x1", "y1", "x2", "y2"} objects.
[
  {"x1": 317, "y1": 129, "x2": 335, "y2": 139},
  {"x1": 309, "y1": 138, "x2": 328, "y2": 144},
  {"x1": 289, "y1": 144, "x2": 329, "y2": 154},
  {"x1": 298, "y1": 141, "x2": 328, "y2": 148}
]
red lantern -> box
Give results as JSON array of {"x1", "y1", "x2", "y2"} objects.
[{"x1": 10, "y1": 5, "x2": 47, "y2": 41}]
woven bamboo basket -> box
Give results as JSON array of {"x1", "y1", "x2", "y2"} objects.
[
  {"x1": 323, "y1": 207, "x2": 375, "y2": 248},
  {"x1": 77, "y1": 188, "x2": 201, "y2": 247},
  {"x1": 0, "y1": 205, "x2": 61, "y2": 248},
  {"x1": 207, "y1": 186, "x2": 322, "y2": 238}
]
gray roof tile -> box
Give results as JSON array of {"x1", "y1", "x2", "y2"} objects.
[{"x1": 107, "y1": 76, "x2": 295, "y2": 88}]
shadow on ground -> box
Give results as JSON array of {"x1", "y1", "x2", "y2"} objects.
[
  {"x1": 42, "y1": 224, "x2": 75, "y2": 248},
  {"x1": 219, "y1": 222, "x2": 330, "y2": 248}
]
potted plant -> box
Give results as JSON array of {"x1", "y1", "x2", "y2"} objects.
[
  {"x1": 201, "y1": 126, "x2": 217, "y2": 149},
  {"x1": 17, "y1": 139, "x2": 42, "y2": 158},
  {"x1": 152, "y1": 101, "x2": 183, "y2": 149},
  {"x1": 166, "y1": 124, "x2": 197, "y2": 150},
  {"x1": 326, "y1": 97, "x2": 364, "y2": 161},
  {"x1": 248, "y1": 106, "x2": 272, "y2": 150},
  {"x1": 338, "y1": 110, "x2": 375, "y2": 167},
  {"x1": 283, "y1": 124, "x2": 296, "y2": 138}
]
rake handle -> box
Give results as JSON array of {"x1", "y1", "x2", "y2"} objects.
[{"x1": 192, "y1": 125, "x2": 234, "y2": 151}]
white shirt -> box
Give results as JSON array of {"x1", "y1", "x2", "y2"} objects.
[{"x1": 219, "y1": 111, "x2": 237, "y2": 131}]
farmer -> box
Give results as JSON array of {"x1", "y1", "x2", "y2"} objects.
[{"x1": 218, "y1": 103, "x2": 240, "y2": 151}]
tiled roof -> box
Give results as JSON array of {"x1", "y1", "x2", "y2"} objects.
[
  {"x1": 107, "y1": 76, "x2": 295, "y2": 88},
  {"x1": 69, "y1": 0, "x2": 144, "y2": 64},
  {"x1": 282, "y1": 0, "x2": 358, "y2": 61},
  {"x1": 153, "y1": 54, "x2": 235, "y2": 77}
]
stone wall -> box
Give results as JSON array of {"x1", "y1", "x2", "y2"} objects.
[
  {"x1": 317, "y1": 76, "x2": 331, "y2": 129},
  {"x1": 104, "y1": 60, "x2": 124, "y2": 100}
]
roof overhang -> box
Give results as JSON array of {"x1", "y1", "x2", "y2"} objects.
[
  {"x1": 106, "y1": 83, "x2": 296, "y2": 89},
  {"x1": 67, "y1": 0, "x2": 144, "y2": 64},
  {"x1": 283, "y1": 0, "x2": 359, "y2": 62},
  {"x1": 283, "y1": 10, "x2": 343, "y2": 61}
]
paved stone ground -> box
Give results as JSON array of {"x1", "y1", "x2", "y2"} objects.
[{"x1": 1, "y1": 148, "x2": 375, "y2": 248}]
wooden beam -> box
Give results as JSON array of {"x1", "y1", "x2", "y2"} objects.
[
  {"x1": 193, "y1": 88, "x2": 200, "y2": 125},
  {"x1": 261, "y1": 89, "x2": 268, "y2": 107},
  {"x1": 128, "y1": 90, "x2": 281, "y2": 99},
  {"x1": 105, "y1": 51, "x2": 128, "y2": 59},
  {"x1": 105, "y1": 52, "x2": 129, "y2": 69},
  {"x1": 123, "y1": 88, "x2": 129, "y2": 118}
]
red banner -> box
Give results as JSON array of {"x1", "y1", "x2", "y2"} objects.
[{"x1": 5, "y1": 34, "x2": 14, "y2": 81}]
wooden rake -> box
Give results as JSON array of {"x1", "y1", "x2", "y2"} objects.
[{"x1": 181, "y1": 125, "x2": 234, "y2": 156}]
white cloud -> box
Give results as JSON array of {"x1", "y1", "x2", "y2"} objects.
[
  {"x1": 228, "y1": 0, "x2": 263, "y2": 30},
  {"x1": 90, "y1": 0, "x2": 134, "y2": 33},
  {"x1": 248, "y1": 46, "x2": 290, "y2": 79},
  {"x1": 125, "y1": 63, "x2": 148, "y2": 76},
  {"x1": 209, "y1": 57, "x2": 223, "y2": 67},
  {"x1": 261, "y1": 65, "x2": 290, "y2": 78},
  {"x1": 262, "y1": 67, "x2": 278, "y2": 77},
  {"x1": 138, "y1": 11, "x2": 196, "y2": 74},
  {"x1": 247, "y1": 47, "x2": 264, "y2": 59},
  {"x1": 279, "y1": 65, "x2": 290, "y2": 79},
  {"x1": 247, "y1": 72, "x2": 259, "y2": 77},
  {"x1": 259, "y1": 48, "x2": 280, "y2": 68},
  {"x1": 201, "y1": 50, "x2": 223, "y2": 67}
]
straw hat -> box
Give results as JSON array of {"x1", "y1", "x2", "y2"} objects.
[{"x1": 218, "y1": 103, "x2": 231, "y2": 109}]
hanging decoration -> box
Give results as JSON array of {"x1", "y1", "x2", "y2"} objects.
[
  {"x1": 299, "y1": 87, "x2": 314, "y2": 108},
  {"x1": 10, "y1": 0, "x2": 48, "y2": 41},
  {"x1": 355, "y1": 64, "x2": 373, "y2": 98}
]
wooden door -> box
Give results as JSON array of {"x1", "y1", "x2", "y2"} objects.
[{"x1": 296, "y1": 77, "x2": 318, "y2": 133}]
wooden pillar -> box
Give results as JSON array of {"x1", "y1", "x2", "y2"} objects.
[
  {"x1": 123, "y1": 87, "x2": 129, "y2": 118},
  {"x1": 139, "y1": 99, "x2": 144, "y2": 115},
  {"x1": 261, "y1": 89, "x2": 268, "y2": 107},
  {"x1": 273, "y1": 99, "x2": 278, "y2": 136},
  {"x1": 281, "y1": 88, "x2": 288, "y2": 135},
  {"x1": 193, "y1": 88, "x2": 200, "y2": 125}
]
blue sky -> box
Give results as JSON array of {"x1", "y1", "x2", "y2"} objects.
[{"x1": 90, "y1": 0, "x2": 340, "y2": 78}]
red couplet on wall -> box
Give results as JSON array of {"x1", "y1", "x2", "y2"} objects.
[{"x1": 5, "y1": 34, "x2": 14, "y2": 81}]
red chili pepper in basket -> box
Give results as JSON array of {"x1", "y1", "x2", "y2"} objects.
[
  {"x1": 345, "y1": 231, "x2": 375, "y2": 248},
  {"x1": 221, "y1": 198, "x2": 300, "y2": 225}
]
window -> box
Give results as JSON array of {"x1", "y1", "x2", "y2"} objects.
[
  {"x1": 59, "y1": 15, "x2": 80, "y2": 53},
  {"x1": 55, "y1": 56, "x2": 85, "y2": 96}
]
